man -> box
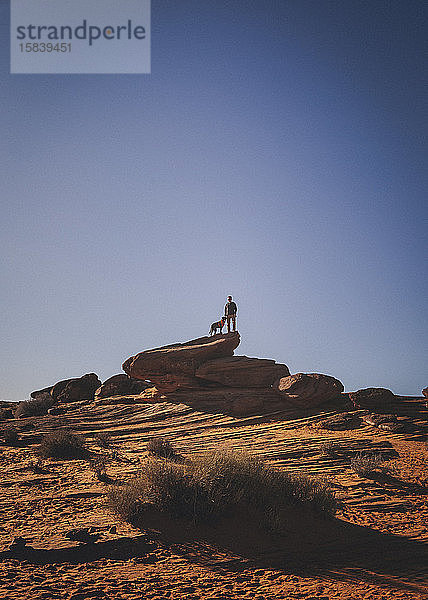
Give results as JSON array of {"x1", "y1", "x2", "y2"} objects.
[{"x1": 224, "y1": 295, "x2": 237, "y2": 333}]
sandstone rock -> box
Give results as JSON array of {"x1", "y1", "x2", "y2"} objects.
[
  {"x1": 52, "y1": 373, "x2": 101, "y2": 403},
  {"x1": 95, "y1": 374, "x2": 149, "y2": 399},
  {"x1": 122, "y1": 332, "x2": 240, "y2": 380},
  {"x1": 362, "y1": 413, "x2": 406, "y2": 433},
  {"x1": 168, "y1": 387, "x2": 280, "y2": 416},
  {"x1": 145, "y1": 373, "x2": 217, "y2": 394},
  {"x1": 317, "y1": 412, "x2": 361, "y2": 431},
  {"x1": 30, "y1": 386, "x2": 53, "y2": 402},
  {"x1": 195, "y1": 355, "x2": 290, "y2": 388},
  {"x1": 273, "y1": 373, "x2": 344, "y2": 409},
  {"x1": 47, "y1": 405, "x2": 70, "y2": 415},
  {"x1": 349, "y1": 388, "x2": 395, "y2": 411}
]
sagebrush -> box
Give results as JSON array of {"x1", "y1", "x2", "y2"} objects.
[
  {"x1": 146, "y1": 436, "x2": 177, "y2": 459},
  {"x1": 109, "y1": 449, "x2": 337, "y2": 531},
  {"x1": 15, "y1": 397, "x2": 55, "y2": 418},
  {"x1": 37, "y1": 429, "x2": 89, "y2": 459},
  {"x1": 350, "y1": 451, "x2": 386, "y2": 476},
  {"x1": 3, "y1": 426, "x2": 19, "y2": 446}
]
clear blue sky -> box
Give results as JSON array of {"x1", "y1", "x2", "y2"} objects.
[{"x1": 1, "y1": 1, "x2": 427, "y2": 400}]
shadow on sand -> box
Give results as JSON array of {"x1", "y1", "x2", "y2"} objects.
[{"x1": 130, "y1": 506, "x2": 428, "y2": 593}]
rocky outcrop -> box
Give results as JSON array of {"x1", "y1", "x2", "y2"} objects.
[
  {"x1": 52, "y1": 373, "x2": 101, "y2": 403},
  {"x1": 30, "y1": 387, "x2": 53, "y2": 402},
  {"x1": 422, "y1": 387, "x2": 428, "y2": 398},
  {"x1": 95, "y1": 374, "x2": 149, "y2": 399},
  {"x1": 273, "y1": 373, "x2": 344, "y2": 409},
  {"x1": 195, "y1": 356, "x2": 290, "y2": 388},
  {"x1": 168, "y1": 387, "x2": 282, "y2": 417},
  {"x1": 349, "y1": 388, "x2": 395, "y2": 411},
  {"x1": 122, "y1": 333, "x2": 240, "y2": 380},
  {"x1": 317, "y1": 412, "x2": 361, "y2": 431},
  {"x1": 362, "y1": 413, "x2": 408, "y2": 433},
  {"x1": 122, "y1": 333, "x2": 296, "y2": 416}
]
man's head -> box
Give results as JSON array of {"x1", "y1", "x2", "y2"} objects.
[{"x1": 227, "y1": 295, "x2": 232, "y2": 301}]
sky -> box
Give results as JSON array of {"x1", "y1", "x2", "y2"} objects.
[{"x1": 1, "y1": 1, "x2": 427, "y2": 400}]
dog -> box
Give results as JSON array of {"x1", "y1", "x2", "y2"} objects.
[{"x1": 209, "y1": 317, "x2": 226, "y2": 336}]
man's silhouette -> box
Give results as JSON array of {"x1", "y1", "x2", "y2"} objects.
[{"x1": 224, "y1": 295, "x2": 237, "y2": 333}]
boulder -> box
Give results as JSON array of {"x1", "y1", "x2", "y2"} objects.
[
  {"x1": 52, "y1": 373, "x2": 101, "y2": 403},
  {"x1": 51, "y1": 378, "x2": 77, "y2": 401},
  {"x1": 349, "y1": 388, "x2": 395, "y2": 411},
  {"x1": 30, "y1": 386, "x2": 53, "y2": 402},
  {"x1": 95, "y1": 374, "x2": 149, "y2": 399},
  {"x1": 273, "y1": 373, "x2": 344, "y2": 409},
  {"x1": 422, "y1": 387, "x2": 428, "y2": 398},
  {"x1": 122, "y1": 332, "x2": 240, "y2": 380},
  {"x1": 362, "y1": 413, "x2": 407, "y2": 433},
  {"x1": 317, "y1": 412, "x2": 361, "y2": 431},
  {"x1": 195, "y1": 355, "x2": 290, "y2": 388}
]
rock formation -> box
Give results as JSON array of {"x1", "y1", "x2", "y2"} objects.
[
  {"x1": 349, "y1": 387, "x2": 395, "y2": 411},
  {"x1": 25, "y1": 373, "x2": 103, "y2": 416},
  {"x1": 94, "y1": 374, "x2": 149, "y2": 399},
  {"x1": 123, "y1": 333, "x2": 345, "y2": 417},
  {"x1": 122, "y1": 333, "x2": 240, "y2": 379},
  {"x1": 195, "y1": 356, "x2": 290, "y2": 388},
  {"x1": 273, "y1": 373, "x2": 344, "y2": 409},
  {"x1": 422, "y1": 387, "x2": 428, "y2": 398},
  {"x1": 51, "y1": 373, "x2": 102, "y2": 403}
]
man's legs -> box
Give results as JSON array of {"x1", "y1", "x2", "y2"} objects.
[
  {"x1": 232, "y1": 315, "x2": 236, "y2": 331},
  {"x1": 227, "y1": 315, "x2": 231, "y2": 333}
]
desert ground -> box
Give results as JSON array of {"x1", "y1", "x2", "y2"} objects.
[{"x1": 1, "y1": 337, "x2": 427, "y2": 600}]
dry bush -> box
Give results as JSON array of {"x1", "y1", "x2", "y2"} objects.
[
  {"x1": 93, "y1": 432, "x2": 112, "y2": 449},
  {"x1": 147, "y1": 436, "x2": 177, "y2": 459},
  {"x1": 15, "y1": 397, "x2": 55, "y2": 418},
  {"x1": 27, "y1": 458, "x2": 49, "y2": 473},
  {"x1": 109, "y1": 449, "x2": 337, "y2": 530},
  {"x1": 3, "y1": 426, "x2": 19, "y2": 446},
  {"x1": 89, "y1": 455, "x2": 111, "y2": 482},
  {"x1": 350, "y1": 452, "x2": 385, "y2": 476},
  {"x1": 37, "y1": 429, "x2": 89, "y2": 459},
  {"x1": 319, "y1": 441, "x2": 338, "y2": 457}
]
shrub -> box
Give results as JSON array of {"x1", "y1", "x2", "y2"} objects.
[
  {"x1": 350, "y1": 452, "x2": 385, "y2": 476},
  {"x1": 15, "y1": 397, "x2": 55, "y2": 418},
  {"x1": 37, "y1": 429, "x2": 89, "y2": 459},
  {"x1": 3, "y1": 426, "x2": 19, "y2": 446},
  {"x1": 147, "y1": 436, "x2": 177, "y2": 459},
  {"x1": 109, "y1": 449, "x2": 337, "y2": 530},
  {"x1": 320, "y1": 441, "x2": 338, "y2": 457},
  {"x1": 93, "y1": 432, "x2": 112, "y2": 449},
  {"x1": 89, "y1": 455, "x2": 110, "y2": 482}
]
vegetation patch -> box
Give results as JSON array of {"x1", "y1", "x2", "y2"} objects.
[
  {"x1": 350, "y1": 451, "x2": 387, "y2": 477},
  {"x1": 14, "y1": 397, "x2": 55, "y2": 418},
  {"x1": 2, "y1": 426, "x2": 19, "y2": 446},
  {"x1": 147, "y1": 436, "x2": 178, "y2": 460},
  {"x1": 93, "y1": 431, "x2": 113, "y2": 449},
  {"x1": 109, "y1": 449, "x2": 338, "y2": 531},
  {"x1": 37, "y1": 429, "x2": 90, "y2": 459}
]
